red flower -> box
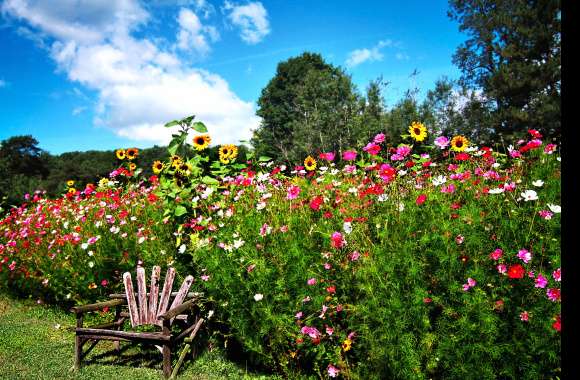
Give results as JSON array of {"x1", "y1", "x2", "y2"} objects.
[
  {"x1": 507, "y1": 264, "x2": 525, "y2": 279},
  {"x1": 455, "y1": 152, "x2": 470, "y2": 161},
  {"x1": 309, "y1": 196, "x2": 323, "y2": 211},
  {"x1": 326, "y1": 285, "x2": 336, "y2": 294},
  {"x1": 416, "y1": 194, "x2": 427, "y2": 205},
  {"x1": 552, "y1": 314, "x2": 561, "y2": 332}
]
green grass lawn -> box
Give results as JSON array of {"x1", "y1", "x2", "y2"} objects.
[{"x1": 0, "y1": 294, "x2": 280, "y2": 380}]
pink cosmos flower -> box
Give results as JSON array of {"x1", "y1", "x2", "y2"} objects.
[
  {"x1": 201, "y1": 274, "x2": 210, "y2": 281},
  {"x1": 396, "y1": 145, "x2": 411, "y2": 157},
  {"x1": 301, "y1": 326, "x2": 321, "y2": 339},
  {"x1": 327, "y1": 364, "x2": 340, "y2": 378},
  {"x1": 331, "y1": 231, "x2": 345, "y2": 249},
  {"x1": 546, "y1": 288, "x2": 560, "y2": 302},
  {"x1": 8, "y1": 261, "x2": 16, "y2": 271},
  {"x1": 517, "y1": 249, "x2": 532, "y2": 264},
  {"x1": 535, "y1": 273, "x2": 548, "y2": 288},
  {"x1": 295, "y1": 311, "x2": 303, "y2": 319},
  {"x1": 434, "y1": 136, "x2": 450, "y2": 149},
  {"x1": 287, "y1": 185, "x2": 301, "y2": 200},
  {"x1": 348, "y1": 251, "x2": 360, "y2": 261},
  {"x1": 489, "y1": 248, "x2": 503, "y2": 261},
  {"x1": 455, "y1": 235, "x2": 464, "y2": 245},
  {"x1": 538, "y1": 210, "x2": 553, "y2": 220},
  {"x1": 343, "y1": 164, "x2": 356, "y2": 173},
  {"x1": 497, "y1": 264, "x2": 507, "y2": 274},
  {"x1": 324, "y1": 262, "x2": 332, "y2": 270},
  {"x1": 247, "y1": 264, "x2": 256, "y2": 273},
  {"x1": 374, "y1": 133, "x2": 386, "y2": 144},
  {"x1": 342, "y1": 150, "x2": 357, "y2": 161},
  {"x1": 363, "y1": 142, "x2": 381, "y2": 155},
  {"x1": 462, "y1": 277, "x2": 477, "y2": 291},
  {"x1": 307, "y1": 278, "x2": 317, "y2": 286},
  {"x1": 552, "y1": 268, "x2": 561, "y2": 282},
  {"x1": 319, "y1": 152, "x2": 335, "y2": 161},
  {"x1": 259, "y1": 223, "x2": 271, "y2": 237},
  {"x1": 544, "y1": 143, "x2": 557, "y2": 154},
  {"x1": 520, "y1": 311, "x2": 529, "y2": 322}
]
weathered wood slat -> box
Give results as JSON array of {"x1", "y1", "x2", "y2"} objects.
[
  {"x1": 76, "y1": 328, "x2": 171, "y2": 342},
  {"x1": 70, "y1": 298, "x2": 126, "y2": 314},
  {"x1": 123, "y1": 272, "x2": 139, "y2": 327},
  {"x1": 148, "y1": 266, "x2": 161, "y2": 324},
  {"x1": 167, "y1": 275, "x2": 194, "y2": 323},
  {"x1": 156, "y1": 267, "x2": 176, "y2": 325},
  {"x1": 136, "y1": 267, "x2": 148, "y2": 324},
  {"x1": 109, "y1": 291, "x2": 202, "y2": 299}
]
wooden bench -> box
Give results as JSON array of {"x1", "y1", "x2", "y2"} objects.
[{"x1": 71, "y1": 266, "x2": 204, "y2": 378}]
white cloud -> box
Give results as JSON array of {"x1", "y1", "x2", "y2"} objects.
[
  {"x1": 72, "y1": 106, "x2": 87, "y2": 116},
  {"x1": 346, "y1": 39, "x2": 406, "y2": 68},
  {"x1": 223, "y1": 1, "x2": 270, "y2": 44},
  {"x1": 3, "y1": 0, "x2": 260, "y2": 147},
  {"x1": 176, "y1": 8, "x2": 219, "y2": 55},
  {"x1": 346, "y1": 46, "x2": 384, "y2": 68},
  {"x1": 395, "y1": 52, "x2": 410, "y2": 61}
]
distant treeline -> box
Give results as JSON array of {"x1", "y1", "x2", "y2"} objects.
[{"x1": 0, "y1": 135, "x2": 251, "y2": 209}]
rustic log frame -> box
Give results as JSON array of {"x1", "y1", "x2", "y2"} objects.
[{"x1": 71, "y1": 267, "x2": 204, "y2": 378}]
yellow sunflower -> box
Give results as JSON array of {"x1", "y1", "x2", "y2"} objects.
[
  {"x1": 67, "y1": 188, "x2": 76, "y2": 195},
  {"x1": 115, "y1": 149, "x2": 126, "y2": 160},
  {"x1": 126, "y1": 147, "x2": 139, "y2": 160},
  {"x1": 192, "y1": 134, "x2": 211, "y2": 151},
  {"x1": 409, "y1": 121, "x2": 428, "y2": 142},
  {"x1": 219, "y1": 144, "x2": 238, "y2": 164},
  {"x1": 152, "y1": 160, "x2": 164, "y2": 174},
  {"x1": 128, "y1": 162, "x2": 137, "y2": 171},
  {"x1": 66, "y1": 180, "x2": 75, "y2": 187},
  {"x1": 304, "y1": 155, "x2": 317, "y2": 171},
  {"x1": 177, "y1": 162, "x2": 192, "y2": 175},
  {"x1": 170, "y1": 155, "x2": 182, "y2": 168},
  {"x1": 450, "y1": 135, "x2": 469, "y2": 152}
]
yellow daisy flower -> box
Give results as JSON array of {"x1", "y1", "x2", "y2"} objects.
[
  {"x1": 115, "y1": 149, "x2": 126, "y2": 160},
  {"x1": 128, "y1": 162, "x2": 137, "y2": 171},
  {"x1": 126, "y1": 148, "x2": 139, "y2": 160},
  {"x1": 66, "y1": 180, "x2": 75, "y2": 187},
  {"x1": 342, "y1": 338, "x2": 352, "y2": 352},
  {"x1": 409, "y1": 121, "x2": 428, "y2": 142},
  {"x1": 67, "y1": 188, "x2": 76, "y2": 195}
]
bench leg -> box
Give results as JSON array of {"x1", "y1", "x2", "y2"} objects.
[
  {"x1": 74, "y1": 336, "x2": 83, "y2": 370},
  {"x1": 163, "y1": 344, "x2": 172, "y2": 378}
]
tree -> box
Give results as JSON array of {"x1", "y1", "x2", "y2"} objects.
[
  {"x1": 252, "y1": 52, "x2": 365, "y2": 164},
  {"x1": 448, "y1": 0, "x2": 561, "y2": 140}
]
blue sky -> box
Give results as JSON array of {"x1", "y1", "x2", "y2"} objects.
[{"x1": 0, "y1": 0, "x2": 465, "y2": 154}]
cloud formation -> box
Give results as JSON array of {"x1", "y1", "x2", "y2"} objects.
[
  {"x1": 176, "y1": 8, "x2": 219, "y2": 55},
  {"x1": 223, "y1": 1, "x2": 270, "y2": 44},
  {"x1": 345, "y1": 39, "x2": 392, "y2": 68},
  {"x1": 2, "y1": 0, "x2": 260, "y2": 146}
]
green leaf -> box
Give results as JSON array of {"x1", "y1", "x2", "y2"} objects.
[
  {"x1": 174, "y1": 205, "x2": 187, "y2": 217},
  {"x1": 201, "y1": 176, "x2": 219, "y2": 185},
  {"x1": 164, "y1": 120, "x2": 180, "y2": 128},
  {"x1": 258, "y1": 156, "x2": 272, "y2": 162},
  {"x1": 191, "y1": 121, "x2": 208, "y2": 133}
]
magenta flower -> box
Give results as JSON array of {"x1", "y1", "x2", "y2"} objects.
[
  {"x1": 348, "y1": 251, "x2": 360, "y2": 261},
  {"x1": 319, "y1": 152, "x2": 335, "y2": 161},
  {"x1": 287, "y1": 185, "x2": 301, "y2": 200},
  {"x1": 538, "y1": 210, "x2": 553, "y2": 220},
  {"x1": 546, "y1": 288, "x2": 561, "y2": 302},
  {"x1": 363, "y1": 142, "x2": 381, "y2": 155},
  {"x1": 307, "y1": 278, "x2": 317, "y2": 286},
  {"x1": 342, "y1": 150, "x2": 357, "y2": 161},
  {"x1": 396, "y1": 145, "x2": 411, "y2": 157},
  {"x1": 552, "y1": 268, "x2": 561, "y2": 282},
  {"x1": 489, "y1": 248, "x2": 503, "y2": 261},
  {"x1": 497, "y1": 264, "x2": 507, "y2": 274},
  {"x1": 434, "y1": 136, "x2": 450, "y2": 149},
  {"x1": 301, "y1": 326, "x2": 321, "y2": 339},
  {"x1": 327, "y1": 364, "x2": 340, "y2": 378},
  {"x1": 535, "y1": 273, "x2": 548, "y2": 288},
  {"x1": 374, "y1": 133, "x2": 386, "y2": 144},
  {"x1": 517, "y1": 249, "x2": 532, "y2": 264},
  {"x1": 462, "y1": 277, "x2": 476, "y2": 291},
  {"x1": 295, "y1": 311, "x2": 303, "y2": 319},
  {"x1": 331, "y1": 231, "x2": 345, "y2": 249},
  {"x1": 441, "y1": 184, "x2": 456, "y2": 193},
  {"x1": 520, "y1": 311, "x2": 529, "y2": 322}
]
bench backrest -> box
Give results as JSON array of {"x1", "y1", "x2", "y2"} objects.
[{"x1": 123, "y1": 266, "x2": 194, "y2": 327}]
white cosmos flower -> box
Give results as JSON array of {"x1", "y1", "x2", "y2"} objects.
[
  {"x1": 254, "y1": 293, "x2": 264, "y2": 301},
  {"x1": 532, "y1": 180, "x2": 544, "y2": 187},
  {"x1": 547, "y1": 204, "x2": 561, "y2": 213},
  {"x1": 343, "y1": 222, "x2": 352, "y2": 234},
  {"x1": 431, "y1": 175, "x2": 447, "y2": 186},
  {"x1": 521, "y1": 190, "x2": 538, "y2": 201},
  {"x1": 488, "y1": 188, "x2": 505, "y2": 194}
]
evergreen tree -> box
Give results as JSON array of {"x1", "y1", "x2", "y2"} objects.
[{"x1": 448, "y1": 0, "x2": 561, "y2": 140}]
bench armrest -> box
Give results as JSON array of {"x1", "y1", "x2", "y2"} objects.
[{"x1": 70, "y1": 298, "x2": 127, "y2": 314}]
